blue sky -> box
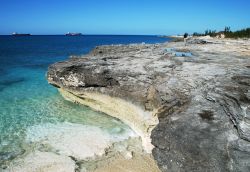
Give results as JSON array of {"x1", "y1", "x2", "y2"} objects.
[{"x1": 0, "y1": 0, "x2": 250, "y2": 35}]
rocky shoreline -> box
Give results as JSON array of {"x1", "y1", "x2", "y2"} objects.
[{"x1": 47, "y1": 37, "x2": 250, "y2": 171}]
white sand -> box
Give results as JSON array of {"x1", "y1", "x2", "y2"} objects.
[{"x1": 26, "y1": 122, "x2": 137, "y2": 160}]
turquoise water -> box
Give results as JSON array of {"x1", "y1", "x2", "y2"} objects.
[{"x1": 0, "y1": 35, "x2": 169, "y2": 165}]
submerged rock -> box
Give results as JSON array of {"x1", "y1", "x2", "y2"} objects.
[
  {"x1": 0, "y1": 149, "x2": 25, "y2": 162},
  {"x1": 47, "y1": 38, "x2": 250, "y2": 171},
  {"x1": 4, "y1": 151, "x2": 76, "y2": 172},
  {"x1": 25, "y1": 122, "x2": 137, "y2": 160}
]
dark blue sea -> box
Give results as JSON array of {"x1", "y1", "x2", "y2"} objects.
[{"x1": 0, "y1": 35, "x2": 169, "y2": 166}]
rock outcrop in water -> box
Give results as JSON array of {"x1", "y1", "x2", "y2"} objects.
[{"x1": 47, "y1": 38, "x2": 250, "y2": 171}]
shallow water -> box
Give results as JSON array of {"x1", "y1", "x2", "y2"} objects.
[{"x1": 0, "y1": 35, "x2": 169, "y2": 165}]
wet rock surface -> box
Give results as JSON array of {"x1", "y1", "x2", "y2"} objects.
[{"x1": 47, "y1": 38, "x2": 250, "y2": 171}]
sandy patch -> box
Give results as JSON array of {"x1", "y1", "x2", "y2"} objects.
[
  {"x1": 93, "y1": 153, "x2": 160, "y2": 172},
  {"x1": 26, "y1": 122, "x2": 137, "y2": 160}
]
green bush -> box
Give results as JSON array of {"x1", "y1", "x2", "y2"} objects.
[
  {"x1": 191, "y1": 27, "x2": 250, "y2": 38},
  {"x1": 184, "y1": 33, "x2": 189, "y2": 38},
  {"x1": 224, "y1": 27, "x2": 250, "y2": 38}
]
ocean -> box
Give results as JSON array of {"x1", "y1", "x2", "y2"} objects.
[{"x1": 0, "y1": 35, "x2": 169, "y2": 166}]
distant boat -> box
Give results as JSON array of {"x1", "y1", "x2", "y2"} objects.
[
  {"x1": 65, "y1": 32, "x2": 82, "y2": 36},
  {"x1": 12, "y1": 32, "x2": 31, "y2": 36}
]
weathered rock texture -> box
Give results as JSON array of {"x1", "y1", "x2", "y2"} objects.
[{"x1": 47, "y1": 38, "x2": 250, "y2": 171}]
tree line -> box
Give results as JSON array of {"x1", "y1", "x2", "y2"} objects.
[
  {"x1": 190, "y1": 27, "x2": 250, "y2": 38},
  {"x1": 224, "y1": 27, "x2": 250, "y2": 38}
]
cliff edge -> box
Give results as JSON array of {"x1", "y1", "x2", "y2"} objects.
[{"x1": 47, "y1": 38, "x2": 250, "y2": 171}]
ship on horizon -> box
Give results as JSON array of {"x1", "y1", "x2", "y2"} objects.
[
  {"x1": 12, "y1": 32, "x2": 31, "y2": 36},
  {"x1": 65, "y1": 32, "x2": 82, "y2": 36}
]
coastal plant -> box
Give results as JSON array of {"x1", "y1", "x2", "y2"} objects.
[
  {"x1": 205, "y1": 29, "x2": 217, "y2": 37},
  {"x1": 184, "y1": 33, "x2": 189, "y2": 38},
  {"x1": 192, "y1": 27, "x2": 250, "y2": 38},
  {"x1": 224, "y1": 27, "x2": 250, "y2": 38},
  {"x1": 193, "y1": 32, "x2": 205, "y2": 37}
]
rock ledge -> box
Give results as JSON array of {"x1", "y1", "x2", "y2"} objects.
[{"x1": 47, "y1": 39, "x2": 250, "y2": 171}]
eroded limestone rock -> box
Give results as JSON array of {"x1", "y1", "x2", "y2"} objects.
[{"x1": 47, "y1": 38, "x2": 250, "y2": 171}]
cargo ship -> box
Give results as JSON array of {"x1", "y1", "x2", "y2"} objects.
[
  {"x1": 65, "y1": 32, "x2": 82, "y2": 36},
  {"x1": 12, "y1": 32, "x2": 31, "y2": 36}
]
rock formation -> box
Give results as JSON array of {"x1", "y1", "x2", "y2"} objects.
[{"x1": 47, "y1": 38, "x2": 250, "y2": 171}]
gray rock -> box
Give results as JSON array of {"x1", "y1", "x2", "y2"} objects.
[
  {"x1": 47, "y1": 38, "x2": 250, "y2": 171},
  {"x1": 186, "y1": 38, "x2": 212, "y2": 44}
]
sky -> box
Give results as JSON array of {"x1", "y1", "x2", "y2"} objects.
[{"x1": 0, "y1": 0, "x2": 250, "y2": 35}]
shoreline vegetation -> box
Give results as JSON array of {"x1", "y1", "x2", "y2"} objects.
[
  {"x1": 192, "y1": 26, "x2": 250, "y2": 38},
  {"x1": 164, "y1": 27, "x2": 250, "y2": 41}
]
